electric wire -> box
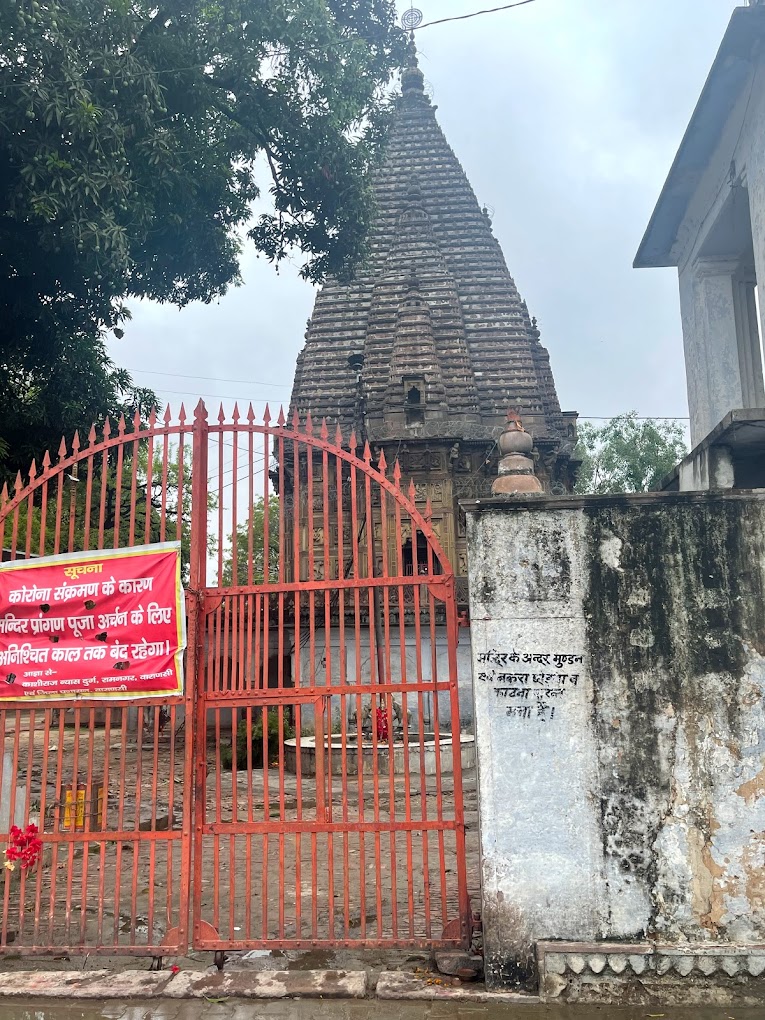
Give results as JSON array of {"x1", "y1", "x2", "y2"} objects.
[{"x1": 418, "y1": 0, "x2": 538, "y2": 30}]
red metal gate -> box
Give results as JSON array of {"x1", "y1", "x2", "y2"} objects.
[
  {"x1": 0, "y1": 408, "x2": 195, "y2": 955},
  {"x1": 0, "y1": 401, "x2": 470, "y2": 955}
]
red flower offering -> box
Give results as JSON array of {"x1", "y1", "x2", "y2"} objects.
[{"x1": 4, "y1": 823, "x2": 43, "y2": 871}]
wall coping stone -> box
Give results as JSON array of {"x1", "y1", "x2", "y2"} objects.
[
  {"x1": 461, "y1": 488, "x2": 765, "y2": 514},
  {"x1": 537, "y1": 942, "x2": 765, "y2": 1005}
]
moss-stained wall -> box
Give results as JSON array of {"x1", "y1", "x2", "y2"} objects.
[{"x1": 465, "y1": 492, "x2": 765, "y2": 990}]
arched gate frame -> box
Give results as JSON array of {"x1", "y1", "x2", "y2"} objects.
[{"x1": 0, "y1": 401, "x2": 470, "y2": 956}]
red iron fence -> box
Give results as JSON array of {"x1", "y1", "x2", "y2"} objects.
[{"x1": 0, "y1": 401, "x2": 470, "y2": 955}]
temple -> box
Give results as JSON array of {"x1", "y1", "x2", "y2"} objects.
[{"x1": 290, "y1": 40, "x2": 577, "y2": 604}]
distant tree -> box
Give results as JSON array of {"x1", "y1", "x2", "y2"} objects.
[
  {"x1": 7, "y1": 444, "x2": 215, "y2": 582},
  {"x1": 0, "y1": 0, "x2": 405, "y2": 480},
  {"x1": 574, "y1": 413, "x2": 688, "y2": 494},
  {"x1": 0, "y1": 359, "x2": 158, "y2": 487},
  {"x1": 222, "y1": 497, "x2": 280, "y2": 587}
]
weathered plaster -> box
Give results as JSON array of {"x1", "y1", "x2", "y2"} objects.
[
  {"x1": 467, "y1": 509, "x2": 605, "y2": 988},
  {"x1": 682, "y1": 260, "x2": 745, "y2": 445},
  {"x1": 465, "y1": 493, "x2": 765, "y2": 990}
]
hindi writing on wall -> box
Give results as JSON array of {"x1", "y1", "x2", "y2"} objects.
[{"x1": 476, "y1": 649, "x2": 583, "y2": 723}]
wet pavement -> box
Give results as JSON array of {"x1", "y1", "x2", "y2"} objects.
[
  {"x1": 2, "y1": 720, "x2": 480, "y2": 954},
  {"x1": 0, "y1": 946, "x2": 436, "y2": 976},
  {"x1": 0, "y1": 999, "x2": 763, "y2": 1020}
]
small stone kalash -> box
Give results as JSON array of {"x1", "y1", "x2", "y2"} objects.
[{"x1": 491, "y1": 410, "x2": 544, "y2": 495}]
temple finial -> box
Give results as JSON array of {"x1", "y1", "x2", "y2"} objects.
[
  {"x1": 401, "y1": 8, "x2": 426, "y2": 97},
  {"x1": 401, "y1": 5, "x2": 424, "y2": 34},
  {"x1": 491, "y1": 410, "x2": 544, "y2": 496}
]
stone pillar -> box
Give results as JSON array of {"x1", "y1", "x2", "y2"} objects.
[
  {"x1": 465, "y1": 502, "x2": 604, "y2": 990},
  {"x1": 745, "y1": 98, "x2": 765, "y2": 358},
  {"x1": 733, "y1": 272, "x2": 765, "y2": 409},
  {"x1": 684, "y1": 258, "x2": 745, "y2": 445}
]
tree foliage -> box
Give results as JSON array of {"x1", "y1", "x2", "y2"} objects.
[
  {"x1": 8, "y1": 443, "x2": 215, "y2": 582},
  {"x1": 574, "y1": 413, "x2": 688, "y2": 494},
  {"x1": 0, "y1": 0, "x2": 405, "y2": 480},
  {"x1": 222, "y1": 497, "x2": 280, "y2": 587}
]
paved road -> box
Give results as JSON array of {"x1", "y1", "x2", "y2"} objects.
[{"x1": 0, "y1": 1000, "x2": 763, "y2": 1020}]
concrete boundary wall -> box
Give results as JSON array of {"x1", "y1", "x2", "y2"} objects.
[{"x1": 463, "y1": 491, "x2": 765, "y2": 997}]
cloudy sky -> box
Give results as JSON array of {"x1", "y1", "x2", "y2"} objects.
[{"x1": 109, "y1": 0, "x2": 739, "y2": 429}]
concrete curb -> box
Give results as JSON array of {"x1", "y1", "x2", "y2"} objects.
[
  {"x1": 375, "y1": 971, "x2": 539, "y2": 1003},
  {"x1": 0, "y1": 971, "x2": 175, "y2": 999},
  {"x1": 165, "y1": 970, "x2": 368, "y2": 999},
  {"x1": 0, "y1": 969, "x2": 368, "y2": 1000},
  {"x1": 0, "y1": 968, "x2": 537, "y2": 1004}
]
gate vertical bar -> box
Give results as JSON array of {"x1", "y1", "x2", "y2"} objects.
[
  {"x1": 445, "y1": 578, "x2": 471, "y2": 946},
  {"x1": 189, "y1": 400, "x2": 209, "y2": 949}
]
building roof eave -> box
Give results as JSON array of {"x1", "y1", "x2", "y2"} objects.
[{"x1": 634, "y1": 6, "x2": 765, "y2": 270}]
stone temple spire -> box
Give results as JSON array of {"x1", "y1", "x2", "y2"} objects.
[
  {"x1": 289, "y1": 25, "x2": 577, "y2": 494},
  {"x1": 364, "y1": 179, "x2": 480, "y2": 435}
]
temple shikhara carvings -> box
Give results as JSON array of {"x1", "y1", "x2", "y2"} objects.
[{"x1": 290, "y1": 40, "x2": 577, "y2": 603}]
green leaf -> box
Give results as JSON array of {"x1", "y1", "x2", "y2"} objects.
[{"x1": 0, "y1": 0, "x2": 405, "y2": 481}]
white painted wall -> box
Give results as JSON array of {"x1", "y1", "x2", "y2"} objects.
[
  {"x1": 672, "y1": 61, "x2": 765, "y2": 447},
  {"x1": 677, "y1": 443, "x2": 735, "y2": 492},
  {"x1": 467, "y1": 497, "x2": 765, "y2": 989},
  {"x1": 466, "y1": 507, "x2": 605, "y2": 986}
]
